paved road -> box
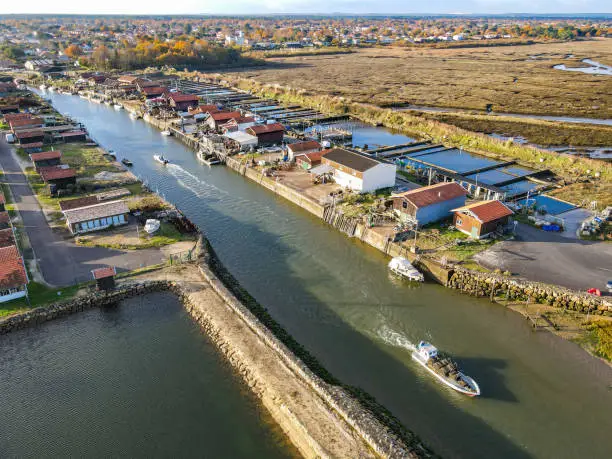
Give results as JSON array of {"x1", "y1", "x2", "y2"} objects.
[
  {"x1": 475, "y1": 223, "x2": 612, "y2": 292},
  {"x1": 0, "y1": 138, "x2": 174, "y2": 286}
]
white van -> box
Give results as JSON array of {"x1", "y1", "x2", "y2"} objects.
[{"x1": 5, "y1": 133, "x2": 15, "y2": 144}]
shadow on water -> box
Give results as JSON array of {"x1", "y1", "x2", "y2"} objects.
[{"x1": 455, "y1": 357, "x2": 516, "y2": 403}]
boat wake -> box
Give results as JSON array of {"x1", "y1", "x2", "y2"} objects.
[
  {"x1": 167, "y1": 164, "x2": 229, "y2": 199},
  {"x1": 376, "y1": 324, "x2": 417, "y2": 352}
]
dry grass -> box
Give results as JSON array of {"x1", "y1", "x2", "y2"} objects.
[{"x1": 234, "y1": 39, "x2": 612, "y2": 118}]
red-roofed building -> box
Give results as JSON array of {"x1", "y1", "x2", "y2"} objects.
[
  {"x1": 220, "y1": 116, "x2": 256, "y2": 133},
  {"x1": 246, "y1": 123, "x2": 285, "y2": 146},
  {"x1": 10, "y1": 117, "x2": 44, "y2": 131},
  {"x1": 296, "y1": 149, "x2": 329, "y2": 170},
  {"x1": 453, "y1": 200, "x2": 514, "y2": 239},
  {"x1": 166, "y1": 92, "x2": 199, "y2": 111},
  {"x1": 14, "y1": 129, "x2": 45, "y2": 145},
  {"x1": 0, "y1": 244, "x2": 29, "y2": 303},
  {"x1": 288, "y1": 140, "x2": 321, "y2": 160},
  {"x1": 39, "y1": 165, "x2": 77, "y2": 189},
  {"x1": 59, "y1": 130, "x2": 87, "y2": 143},
  {"x1": 393, "y1": 182, "x2": 467, "y2": 226},
  {"x1": 30, "y1": 150, "x2": 62, "y2": 170},
  {"x1": 91, "y1": 266, "x2": 116, "y2": 290},
  {"x1": 206, "y1": 111, "x2": 242, "y2": 130},
  {"x1": 0, "y1": 105, "x2": 19, "y2": 114},
  {"x1": 0, "y1": 211, "x2": 10, "y2": 230},
  {"x1": 3, "y1": 113, "x2": 32, "y2": 122},
  {"x1": 142, "y1": 86, "x2": 166, "y2": 99},
  {"x1": 0, "y1": 228, "x2": 16, "y2": 248}
]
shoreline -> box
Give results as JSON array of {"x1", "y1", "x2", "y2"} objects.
[{"x1": 0, "y1": 247, "x2": 431, "y2": 458}]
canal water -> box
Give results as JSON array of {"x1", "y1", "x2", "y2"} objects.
[
  {"x1": 35, "y1": 90, "x2": 612, "y2": 459},
  {"x1": 0, "y1": 292, "x2": 296, "y2": 458}
]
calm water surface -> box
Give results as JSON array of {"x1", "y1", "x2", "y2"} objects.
[
  {"x1": 33, "y1": 90, "x2": 612, "y2": 459},
  {"x1": 0, "y1": 292, "x2": 296, "y2": 458}
]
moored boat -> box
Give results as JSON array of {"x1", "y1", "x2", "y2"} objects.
[
  {"x1": 412, "y1": 341, "x2": 480, "y2": 397},
  {"x1": 388, "y1": 256, "x2": 424, "y2": 282},
  {"x1": 144, "y1": 219, "x2": 161, "y2": 234},
  {"x1": 197, "y1": 150, "x2": 220, "y2": 166},
  {"x1": 153, "y1": 154, "x2": 169, "y2": 165},
  {"x1": 121, "y1": 158, "x2": 133, "y2": 167},
  {"x1": 113, "y1": 104, "x2": 123, "y2": 110},
  {"x1": 161, "y1": 130, "x2": 172, "y2": 136}
]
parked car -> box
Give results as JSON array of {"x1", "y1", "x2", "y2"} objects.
[{"x1": 5, "y1": 133, "x2": 15, "y2": 144}]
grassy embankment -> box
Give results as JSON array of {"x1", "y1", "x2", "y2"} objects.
[
  {"x1": 420, "y1": 111, "x2": 612, "y2": 147},
  {"x1": 225, "y1": 77, "x2": 611, "y2": 208},
  {"x1": 246, "y1": 47, "x2": 353, "y2": 59}
]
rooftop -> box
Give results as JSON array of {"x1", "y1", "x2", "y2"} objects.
[
  {"x1": 0, "y1": 228, "x2": 16, "y2": 248},
  {"x1": 322, "y1": 148, "x2": 382, "y2": 172},
  {"x1": 0, "y1": 254, "x2": 28, "y2": 289},
  {"x1": 396, "y1": 182, "x2": 467, "y2": 208},
  {"x1": 453, "y1": 200, "x2": 513, "y2": 223},
  {"x1": 63, "y1": 200, "x2": 129, "y2": 225},
  {"x1": 92, "y1": 266, "x2": 116, "y2": 280},
  {"x1": 247, "y1": 123, "x2": 285, "y2": 135},
  {"x1": 289, "y1": 140, "x2": 321, "y2": 152},
  {"x1": 30, "y1": 150, "x2": 61, "y2": 162},
  {"x1": 14, "y1": 130, "x2": 44, "y2": 139}
]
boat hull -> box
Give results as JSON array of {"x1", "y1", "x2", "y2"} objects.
[{"x1": 412, "y1": 352, "x2": 480, "y2": 396}]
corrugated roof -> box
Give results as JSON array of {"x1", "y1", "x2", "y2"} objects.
[
  {"x1": 0, "y1": 228, "x2": 16, "y2": 248},
  {"x1": 453, "y1": 200, "x2": 513, "y2": 223},
  {"x1": 247, "y1": 123, "x2": 285, "y2": 135},
  {"x1": 397, "y1": 182, "x2": 467, "y2": 208},
  {"x1": 211, "y1": 111, "x2": 241, "y2": 121},
  {"x1": 322, "y1": 148, "x2": 381, "y2": 172},
  {"x1": 39, "y1": 166, "x2": 76, "y2": 182},
  {"x1": 289, "y1": 140, "x2": 321, "y2": 152},
  {"x1": 59, "y1": 195, "x2": 99, "y2": 211},
  {"x1": 30, "y1": 150, "x2": 61, "y2": 161},
  {"x1": 0, "y1": 245, "x2": 20, "y2": 264},
  {"x1": 64, "y1": 200, "x2": 129, "y2": 225},
  {"x1": 92, "y1": 266, "x2": 116, "y2": 280},
  {"x1": 15, "y1": 130, "x2": 44, "y2": 139}
]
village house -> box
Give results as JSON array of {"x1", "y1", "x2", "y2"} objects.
[
  {"x1": 393, "y1": 182, "x2": 467, "y2": 227},
  {"x1": 246, "y1": 123, "x2": 285, "y2": 146},
  {"x1": 92, "y1": 266, "x2": 116, "y2": 291},
  {"x1": 0, "y1": 245, "x2": 29, "y2": 303},
  {"x1": 220, "y1": 116, "x2": 256, "y2": 133},
  {"x1": 452, "y1": 200, "x2": 514, "y2": 239},
  {"x1": 166, "y1": 92, "x2": 199, "y2": 112},
  {"x1": 30, "y1": 150, "x2": 61, "y2": 170},
  {"x1": 321, "y1": 148, "x2": 396, "y2": 193},
  {"x1": 58, "y1": 130, "x2": 87, "y2": 143},
  {"x1": 297, "y1": 150, "x2": 328, "y2": 170},
  {"x1": 10, "y1": 116, "x2": 44, "y2": 131},
  {"x1": 117, "y1": 75, "x2": 141, "y2": 86},
  {"x1": 14, "y1": 129, "x2": 45, "y2": 146},
  {"x1": 287, "y1": 140, "x2": 321, "y2": 161},
  {"x1": 222, "y1": 131, "x2": 258, "y2": 151},
  {"x1": 141, "y1": 86, "x2": 166, "y2": 99},
  {"x1": 39, "y1": 165, "x2": 77, "y2": 190},
  {"x1": 206, "y1": 111, "x2": 242, "y2": 130},
  {"x1": 63, "y1": 200, "x2": 130, "y2": 235}
]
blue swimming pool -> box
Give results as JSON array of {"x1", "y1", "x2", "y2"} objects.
[{"x1": 517, "y1": 195, "x2": 577, "y2": 215}]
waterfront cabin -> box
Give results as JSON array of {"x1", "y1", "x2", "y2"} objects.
[
  {"x1": 15, "y1": 129, "x2": 45, "y2": 146},
  {"x1": 222, "y1": 131, "x2": 258, "y2": 151},
  {"x1": 39, "y1": 165, "x2": 77, "y2": 190},
  {"x1": 452, "y1": 200, "x2": 514, "y2": 239},
  {"x1": 30, "y1": 150, "x2": 62, "y2": 171},
  {"x1": 91, "y1": 266, "x2": 116, "y2": 291},
  {"x1": 0, "y1": 245, "x2": 29, "y2": 303},
  {"x1": 246, "y1": 123, "x2": 285, "y2": 146},
  {"x1": 10, "y1": 116, "x2": 44, "y2": 131},
  {"x1": 393, "y1": 182, "x2": 467, "y2": 227},
  {"x1": 206, "y1": 111, "x2": 242, "y2": 130},
  {"x1": 321, "y1": 148, "x2": 396, "y2": 193},
  {"x1": 288, "y1": 140, "x2": 321, "y2": 161},
  {"x1": 63, "y1": 200, "x2": 130, "y2": 235},
  {"x1": 166, "y1": 93, "x2": 199, "y2": 112},
  {"x1": 297, "y1": 150, "x2": 328, "y2": 170},
  {"x1": 142, "y1": 86, "x2": 166, "y2": 99},
  {"x1": 58, "y1": 130, "x2": 87, "y2": 143}
]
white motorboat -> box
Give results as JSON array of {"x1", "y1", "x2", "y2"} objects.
[
  {"x1": 161, "y1": 130, "x2": 172, "y2": 136},
  {"x1": 129, "y1": 112, "x2": 140, "y2": 119},
  {"x1": 153, "y1": 154, "x2": 169, "y2": 165},
  {"x1": 113, "y1": 104, "x2": 123, "y2": 110},
  {"x1": 412, "y1": 342, "x2": 480, "y2": 397},
  {"x1": 107, "y1": 150, "x2": 117, "y2": 158},
  {"x1": 388, "y1": 256, "x2": 424, "y2": 282},
  {"x1": 144, "y1": 219, "x2": 161, "y2": 234}
]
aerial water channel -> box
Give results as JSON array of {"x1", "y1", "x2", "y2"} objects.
[{"x1": 25, "y1": 89, "x2": 612, "y2": 458}]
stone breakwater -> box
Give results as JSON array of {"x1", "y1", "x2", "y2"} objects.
[
  {"x1": 0, "y1": 261, "x2": 431, "y2": 458},
  {"x1": 448, "y1": 268, "x2": 611, "y2": 316}
]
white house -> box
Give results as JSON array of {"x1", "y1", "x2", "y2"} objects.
[
  {"x1": 63, "y1": 200, "x2": 130, "y2": 235},
  {"x1": 321, "y1": 148, "x2": 396, "y2": 193},
  {"x1": 0, "y1": 245, "x2": 29, "y2": 303}
]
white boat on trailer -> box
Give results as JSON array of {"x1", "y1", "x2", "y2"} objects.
[
  {"x1": 153, "y1": 154, "x2": 169, "y2": 165},
  {"x1": 412, "y1": 341, "x2": 480, "y2": 397},
  {"x1": 388, "y1": 256, "x2": 424, "y2": 282}
]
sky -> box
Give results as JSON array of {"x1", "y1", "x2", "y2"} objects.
[{"x1": 0, "y1": 0, "x2": 609, "y2": 15}]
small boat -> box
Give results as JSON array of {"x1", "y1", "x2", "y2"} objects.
[
  {"x1": 113, "y1": 104, "x2": 123, "y2": 110},
  {"x1": 153, "y1": 154, "x2": 169, "y2": 165},
  {"x1": 121, "y1": 158, "x2": 133, "y2": 167},
  {"x1": 412, "y1": 342, "x2": 480, "y2": 397},
  {"x1": 197, "y1": 150, "x2": 220, "y2": 166},
  {"x1": 144, "y1": 219, "x2": 161, "y2": 234},
  {"x1": 39, "y1": 84, "x2": 47, "y2": 90},
  {"x1": 107, "y1": 150, "x2": 116, "y2": 158},
  {"x1": 161, "y1": 130, "x2": 172, "y2": 136},
  {"x1": 388, "y1": 256, "x2": 424, "y2": 282},
  {"x1": 104, "y1": 100, "x2": 112, "y2": 105},
  {"x1": 129, "y1": 112, "x2": 140, "y2": 119}
]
